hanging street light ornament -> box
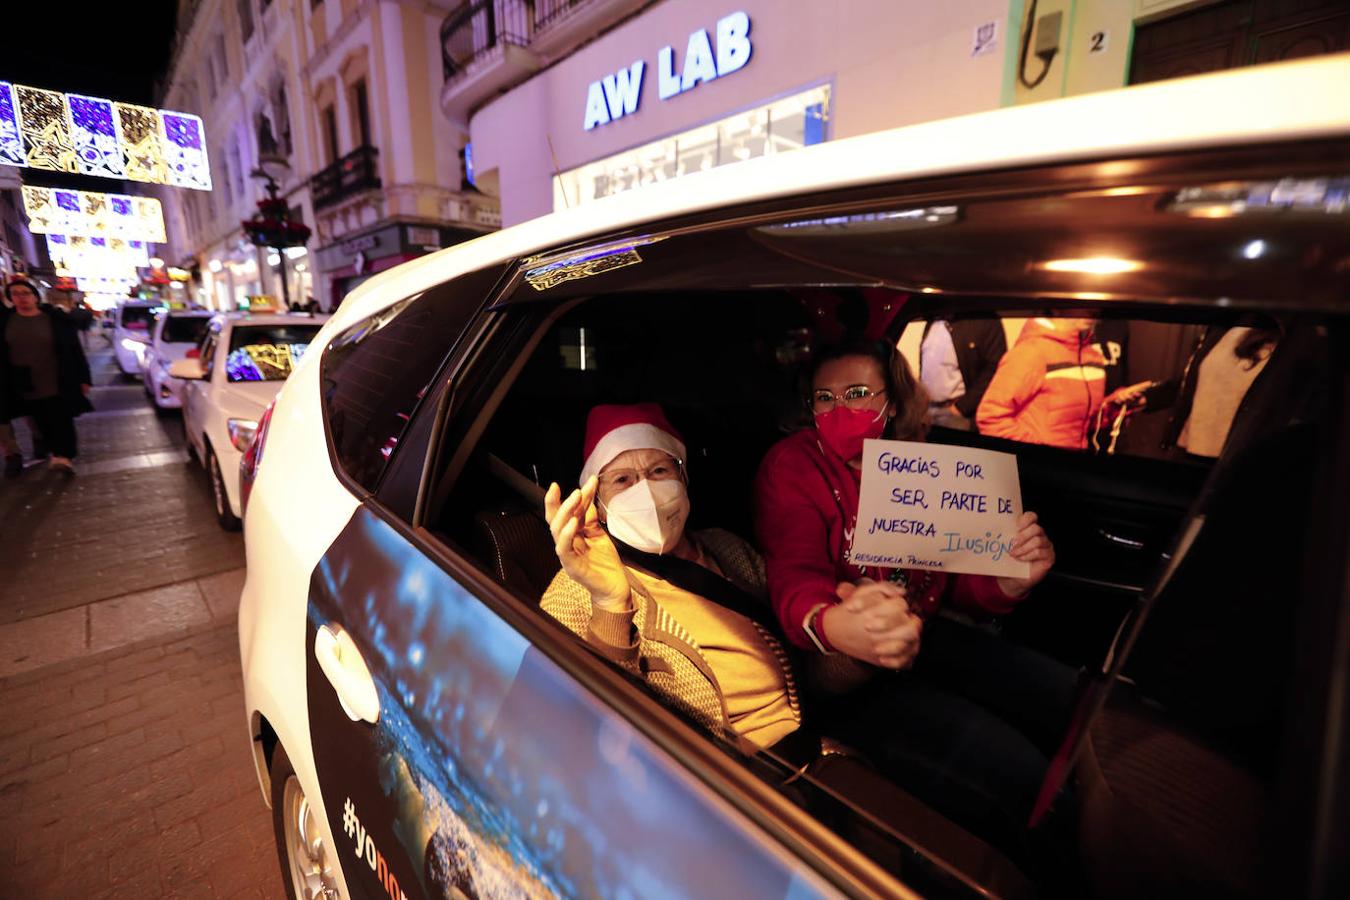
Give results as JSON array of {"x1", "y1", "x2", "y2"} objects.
[
  {"x1": 243, "y1": 123, "x2": 309, "y2": 310},
  {"x1": 0, "y1": 81, "x2": 211, "y2": 191}
]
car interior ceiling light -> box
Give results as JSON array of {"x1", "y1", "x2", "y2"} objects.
[{"x1": 1040, "y1": 257, "x2": 1143, "y2": 275}]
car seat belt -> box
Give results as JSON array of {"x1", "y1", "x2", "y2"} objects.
[{"x1": 610, "y1": 537, "x2": 782, "y2": 634}]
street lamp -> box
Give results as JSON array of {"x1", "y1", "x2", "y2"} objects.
[{"x1": 242, "y1": 120, "x2": 309, "y2": 310}]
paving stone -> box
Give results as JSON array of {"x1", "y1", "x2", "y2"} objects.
[
  {"x1": 0, "y1": 606, "x2": 87, "y2": 678},
  {"x1": 200, "y1": 567, "x2": 248, "y2": 620},
  {"x1": 88, "y1": 581, "x2": 212, "y2": 652},
  {"x1": 0, "y1": 618, "x2": 286, "y2": 898}
]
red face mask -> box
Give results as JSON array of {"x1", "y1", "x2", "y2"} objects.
[{"x1": 815, "y1": 405, "x2": 888, "y2": 461}]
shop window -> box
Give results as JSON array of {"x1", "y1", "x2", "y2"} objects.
[
  {"x1": 218, "y1": 151, "x2": 233, "y2": 203},
  {"x1": 275, "y1": 84, "x2": 293, "y2": 155},
  {"x1": 803, "y1": 102, "x2": 826, "y2": 146},
  {"x1": 554, "y1": 84, "x2": 831, "y2": 212},
  {"x1": 322, "y1": 105, "x2": 340, "y2": 163},
  {"x1": 228, "y1": 142, "x2": 244, "y2": 200},
  {"x1": 238, "y1": 0, "x2": 254, "y2": 41},
  {"x1": 351, "y1": 79, "x2": 371, "y2": 148}
]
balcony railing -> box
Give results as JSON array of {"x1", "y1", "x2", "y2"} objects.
[
  {"x1": 440, "y1": 0, "x2": 534, "y2": 80},
  {"x1": 534, "y1": 0, "x2": 589, "y2": 31},
  {"x1": 311, "y1": 145, "x2": 381, "y2": 211}
]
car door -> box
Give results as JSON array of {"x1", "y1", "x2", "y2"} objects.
[
  {"x1": 144, "y1": 314, "x2": 164, "y2": 386},
  {"x1": 299, "y1": 271, "x2": 855, "y2": 900},
  {"x1": 184, "y1": 322, "x2": 220, "y2": 458}
]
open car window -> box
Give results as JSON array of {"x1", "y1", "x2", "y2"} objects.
[{"x1": 411, "y1": 162, "x2": 1349, "y2": 897}]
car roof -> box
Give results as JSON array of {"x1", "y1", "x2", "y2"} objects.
[
  {"x1": 165, "y1": 309, "x2": 215, "y2": 317},
  {"x1": 213, "y1": 312, "x2": 331, "y2": 327},
  {"x1": 327, "y1": 54, "x2": 1350, "y2": 334}
]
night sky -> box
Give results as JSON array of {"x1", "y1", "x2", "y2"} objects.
[{"x1": 3, "y1": 3, "x2": 180, "y2": 190}]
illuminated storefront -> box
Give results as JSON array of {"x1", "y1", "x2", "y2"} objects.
[
  {"x1": 460, "y1": 1, "x2": 1018, "y2": 225},
  {"x1": 457, "y1": 0, "x2": 1307, "y2": 227}
]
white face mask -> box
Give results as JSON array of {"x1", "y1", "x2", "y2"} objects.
[{"x1": 600, "y1": 478, "x2": 690, "y2": 555}]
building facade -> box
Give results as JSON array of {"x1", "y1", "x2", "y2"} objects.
[
  {"x1": 0, "y1": 166, "x2": 39, "y2": 283},
  {"x1": 443, "y1": 0, "x2": 1348, "y2": 226},
  {"x1": 158, "y1": 0, "x2": 500, "y2": 312}
]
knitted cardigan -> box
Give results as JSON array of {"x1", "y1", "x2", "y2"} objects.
[{"x1": 541, "y1": 528, "x2": 801, "y2": 743}]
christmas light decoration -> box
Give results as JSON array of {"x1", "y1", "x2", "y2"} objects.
[
  {"x1": 161, "y1": 111, "x2": 211, "y2": 190},
  {"x1": 15, "y1": 84, "x2": 76, "y2": 172},
  {"x1": 0, "y1": 82, "x2": 210, "y2": 189},
  {"x1": 68, "y1": 94, "x2": 125, "y2": 179},
  {"x1": 115, "y1": 102, "x2": 168, "y2": 184},
  {"x1": 0, "y1": 83, "x2": 22, "y2": 166},
  {"x1": 46, "y1": 233, "x2": 149, "y2": 281},
  {"x1": 23, "y1": 186, "x2": 165, "y2": 242}
]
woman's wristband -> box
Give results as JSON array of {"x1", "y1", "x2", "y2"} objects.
[{"x1": 802, "y1": 603, "x2": 835, "y2": 654}]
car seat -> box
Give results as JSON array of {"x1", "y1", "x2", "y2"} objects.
[
  {"x1": 471, "y1": 504, "x2": 558, "y2": 602},
  {"x1": 1073, "y1": 320, "x2": 1334, "y2": 900}
]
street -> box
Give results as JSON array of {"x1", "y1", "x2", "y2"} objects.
[{"x1": 0, "y1": 336, "x2": 285, "y2": 898}]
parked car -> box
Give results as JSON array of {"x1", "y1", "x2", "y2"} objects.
[
  {"x1": 172, "y1": 312, "x2": 327, "y2": 530},
  {"x1": 141, "y1": 309, "x2": 214, "y2": 411},
  {"x1": 111, "y1": 301, "x2": 162, "y2": 376},
  {"x1": 239, "y1": 56, "x2": 1350, "y2": 900}
]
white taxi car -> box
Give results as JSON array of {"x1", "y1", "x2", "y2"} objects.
[
  {"x1": 111, "y1": 301, "x2": 161, "y2": 376},
  {"x1": 172, "y1": 311, "x2": 326, "y2": 530},
  {"x1": 141, "y1": 309, "x2": 214, "y2": 411},
  {"x1": 239, "y1": 57, "x2": 1350, "y2": 900}
]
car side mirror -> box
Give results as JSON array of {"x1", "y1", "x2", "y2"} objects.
[
  {"x1": 169, "y1": 358, "x2": 207, "y2": 380},
  {"x1": 185, "y1": 347, "x2": 200, "y2": 359}
]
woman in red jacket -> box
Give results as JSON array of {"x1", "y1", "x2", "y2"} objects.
[{"x1": 754, "y1": 337, "x2": 1076, "y2": 858}]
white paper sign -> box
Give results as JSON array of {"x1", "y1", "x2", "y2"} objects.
[{"x1": 849, "y1": 439, "x2": 1030, "y2": 578}]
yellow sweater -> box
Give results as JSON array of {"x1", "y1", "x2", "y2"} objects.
[{"x1": 541, "y1": 529, "x2": 800, "y2": 748}]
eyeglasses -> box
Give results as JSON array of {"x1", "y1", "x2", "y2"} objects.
[
  {"x1": 597, "y1": 455, "x2": 684, "y2": 491},
  {"x1": 811, "y1": 385, "x2": 887, "y2": 410}
]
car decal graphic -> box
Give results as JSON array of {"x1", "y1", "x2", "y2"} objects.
[
  {"x1": 522, "y1": 236, "x2": 666, "y2": 292},
  {"x1": 307, "y1": 507, "x2": 831, "y2": 900},
  {"x1": 226, "y1": 342, "x2": 310, "y2": 381}
]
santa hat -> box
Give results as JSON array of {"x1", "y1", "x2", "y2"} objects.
[{"x1": 580, "y1": 403, "x2": 686, "y2": 485}]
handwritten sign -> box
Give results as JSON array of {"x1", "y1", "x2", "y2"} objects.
[{"x1": 849, "y1": 439, "x2": 1029, "y2": 578}]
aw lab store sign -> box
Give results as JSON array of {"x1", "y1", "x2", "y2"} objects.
[{"x1": 583, "y1": 11, "x2": 753, "y2": 131}]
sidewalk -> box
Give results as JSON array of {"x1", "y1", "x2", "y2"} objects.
[
  {"x1": 0, "y1": 568, "x2": 246, "y2": 678},
  {"x1": 0, "y1": 337, "x2": 245, "y2": 628},
  {"x1": 0, "y1": 592, "x2": 286, "y2": 898}
]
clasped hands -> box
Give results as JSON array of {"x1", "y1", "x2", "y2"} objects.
[
  {"x1": 821, "y1": 579, "x2": 924, "y2": 671},
  {"x1": 824, "y1": 511, "x2": 1054, "y2": 669}
]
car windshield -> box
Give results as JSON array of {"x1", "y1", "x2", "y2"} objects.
[
  {"x1": 163, "y1": 315, "x2": 212, "y2": 345},
  {"x1": 121, "y1": 306, "x2": 157, "y2": 331},
  {"x1": 225, "y1": 323, "x2": 321, "y2": 383}
]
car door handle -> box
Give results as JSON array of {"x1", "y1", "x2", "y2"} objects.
[
  {"x1": 1097, "y1": 528, "x2": 1146, "y2": 551},
  {"x1": 314, "y1": 624, "x2": 380, "y2": 724}
]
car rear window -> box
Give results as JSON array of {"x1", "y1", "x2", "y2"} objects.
[
  {"x1": 226, "y1": 323, "x2": 321, "y2": 383},
  {"x1": 120, "y1": 306, "x2": 157, "y2": 330},
  {"x1": 163, "y1": 315, "x2": 211, "y2": 345},
  {"x1": 320, "y1": 265, "x2": 504, "y2": 495}
]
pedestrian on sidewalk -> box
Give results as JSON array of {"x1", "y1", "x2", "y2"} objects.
[{"x1": 1, "y1": 279, "x2": 93, "y2": 475}]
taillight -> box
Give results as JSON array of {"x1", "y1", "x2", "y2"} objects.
[{"x1": 239, "y1": 400, "x2": 275, "y2": 517}]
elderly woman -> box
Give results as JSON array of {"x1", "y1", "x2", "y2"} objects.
[
  {"x1": 542, "y1": 402, "x2": 805, "y2": 753},
  {"x1": 754, "y1": 337, "x2": 1075, "y2": 853}
]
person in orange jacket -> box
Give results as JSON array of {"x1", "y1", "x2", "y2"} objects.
[{"x1": 976, "y1": 316, "x2": 1106, "y2": 449}]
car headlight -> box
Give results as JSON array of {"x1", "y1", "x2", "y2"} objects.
[
  {"x1": 227, "y1": 418, "x2": 259, "y2": 453},
  {"x1": 120, "y1": 337, "x2": 147, "y2": 352}
]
